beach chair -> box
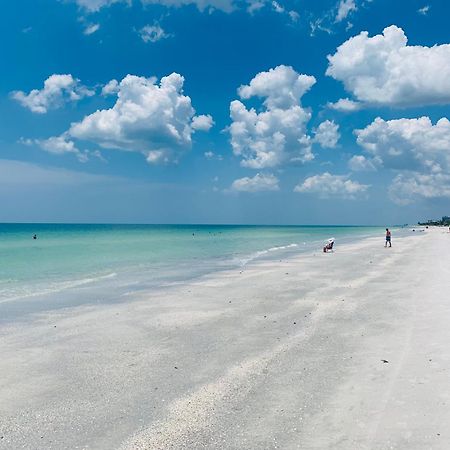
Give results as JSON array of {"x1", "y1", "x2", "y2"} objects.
[{"x1": 323, "y1": 238, "x2": 335, "y2": 253}]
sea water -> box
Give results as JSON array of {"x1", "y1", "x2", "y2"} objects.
[{"x1": 0, "y1": 224, "x2": 386, "y2": 319}]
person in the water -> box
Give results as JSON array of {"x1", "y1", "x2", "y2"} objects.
[{"x1": 32, "y1": 234, "x2": 37, "y2": 240}]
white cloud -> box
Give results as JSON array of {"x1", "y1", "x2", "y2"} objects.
[
  {"x1": 355, "y1": 116, "x2": 450, "y2": 204},
  {"x1": 309, "y1": 0, "x2": 369, "y2": 36},
  {"x1": 229, "y1": 65, "x2": 317, "y2": 169},
  {"x1": 246, "y1": 0, "x2": 265, "y2": 13},
  {"x1": 22, "y1": 135, "x2": 89, "y2": 162},
  {"x1": 230, "y1": 173, "x2": 280, "y2": 192},
  {"x1": 272, "y1": 1, "x2": 284, "y2": 13},
  {"x1": 73, "y1": 0, "x2": 297, "y2": 15},
  {"x1": 314, "y1": 120, "x2": 340, "y2": 148},
  {"x1": 355, "y1": 116, "x2": 450, "y2": 173},
  {"x1": 74, "y1": 0, "x2": 237, "y2": 13},
  {"x1": 335, "y1": 0, "x2": 356, "y2": 22},
  {"x1": 204, "y1": 151, "x2": 223, "y2": 161},
  {"x1": 11, "y1": 74, "x2": 94, "y2": 114},
  {"x1": 389, "y1": 172, "x2": 450, "y2": 205},
  {"x1": 417, "y1": 5, "x2": 430, "y2": 15},
  {"x1": 327, "y1": 25, "x2": 450, "y2": 107},
  {"x1": 101, "y1": 79, "x2": 120, "y2": 96},
  {"x1": 327, "y1": 98, "x2": 361, "y2": 112},
  {"x1": 237, "y1": 65, "x2": 316, "y2": 109},
  {"x1": 288, "y1": 10, "x2": 300, "y2": 21},
  {"x1": 309, "y1": 18, "x2": 332, "y2": 36},
  {"x1": 192, "y1": 114, "x2": 214, "y2": 131},
  {"x1": 348, "y1": 155, "x2": 379, "y2": 171},
  {"x1": 143, "y1": 0, "x2": 236, "y2": 12},
  {"x1": 69, "y1": 73, "x2": 212, "y2": 164},
  {"x1": 139, "y1": 23, "x2": 171, "y2": 43},
  {"x1": 74, "y1": 0, "x2": 127, "y2": 12},
  {"x1": 294, "y1": 172, "x2": 369, "y2": 198},
  {"x1": 83, "y1": 23, "x2": 100, "y2": 35}
]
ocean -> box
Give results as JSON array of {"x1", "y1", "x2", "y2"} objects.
[{"x1": 0, "y1": 224, "x2": 387, "y2": 319}]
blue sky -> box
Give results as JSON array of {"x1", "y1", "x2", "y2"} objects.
[{"x1": 1, "y1": 0, "x2": 449, "y2": 224}]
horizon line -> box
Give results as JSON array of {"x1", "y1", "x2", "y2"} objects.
[{"x1": 0, "y1": 222, "x2": 408, "y2": 227}]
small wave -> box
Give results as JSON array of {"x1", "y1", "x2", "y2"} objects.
[
  {"x1": 267, "y1": 243, "x2": 298, "y2": 252},
  {"x1": 238, "y1": 243, "x2": 298, "y2": 266},
  {"x1": 0, "y1": 272, "x2": 118, "y2": 304}
]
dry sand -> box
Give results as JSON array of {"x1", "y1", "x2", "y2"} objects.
[{"x1": 1, "y1": 228, "x2": 450, "y2": 449}]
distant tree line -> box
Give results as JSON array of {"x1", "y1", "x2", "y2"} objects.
[{"x1": 418, "y1": 216, "x2": 450, "y2": 226}]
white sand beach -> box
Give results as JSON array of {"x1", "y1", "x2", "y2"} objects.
[{"x1": 1, "y1": 228, "x2": 450, "y2": 449}]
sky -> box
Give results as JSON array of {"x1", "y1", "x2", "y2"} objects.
[{"x1": 1, "y1": 0, "x2": 449, "y2": 225}]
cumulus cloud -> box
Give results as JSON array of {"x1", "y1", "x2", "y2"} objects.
[
  {"x1": 327, "y1": 98, "x2": 361, "y2": 112},
  {"x1": 348, "y1": 155, "x2": 379, "y2": 171},
  {"x1": 191, "y1": 114, "x2": 214, "y2": 131},
  {"x1": 327, "y1": 25, "x2": 450, "y2": 107},
  {"x1": 355, "y1": 116, "x2": 450, "y2": 173},
  {"x1": 11, "y1": 74, "x2": 94, "y2": 114},
  {"x1": 69, "y1": 73, "x2": 212, "y2": 164},
  {"x1": 229, "y1": 65, "x2": 317, "y2": 169},
  {"x1": 355, "y1": 116, "x2": 450, "y2": 203},
  {"x1": 294, "y1": 172, "x2": 369, "y2": 198},
  {"x1": 237, "y1": 65, "x2": 316, "y2": 109},
  {"x1": 230, "y1": 173, "x2": 280, "y2": 192},
  {"x1": 139, "y1": 23, "x2": 171, "y2": 43},
  {"x1": 389, "y1": 172, "x2": 450, "y2": 205},
  {"x1": 101, "y1": 79, "x2": 120, "y2": 96},
  {"x1": 21, "y1": 135, "x2": 89, "y2": 162},
  {"x1": 314, "y1": 120, "x2": 340, "y2": 148},
  {"x1": 335, "y1": 0, "x2": 356, "y2": 22}
]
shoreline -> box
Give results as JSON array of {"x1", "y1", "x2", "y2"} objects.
[
  {"x1": 0, "y1": 226, "x2": 395, "y2": 322},
  {"x1": 2, "y1": 229, "x2": 450, "y2": 449}
]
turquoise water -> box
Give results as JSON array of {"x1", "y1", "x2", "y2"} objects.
[{"x1": 0, "y1": 224, "x2": 386, "y2": 312}]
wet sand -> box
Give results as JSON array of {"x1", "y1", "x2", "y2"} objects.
[{"x1": 1, "y1": 228, "x2": 450, "y2": 449}]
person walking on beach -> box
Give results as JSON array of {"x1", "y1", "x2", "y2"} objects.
[{"x1": 385, "y1": 228, "x2": 391, "y2": 248}]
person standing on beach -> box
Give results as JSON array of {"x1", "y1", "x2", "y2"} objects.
[{"x1": 385, "y1": 228, "x2": 391, "y2": 248}]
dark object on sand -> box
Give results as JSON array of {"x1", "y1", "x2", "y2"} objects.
[
  {"x1": 323, "y1": 238, "x2": 335, "y2": 253},
  {"x1": 381, "y1": 359, "x2": 389, "y2": 363}
]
